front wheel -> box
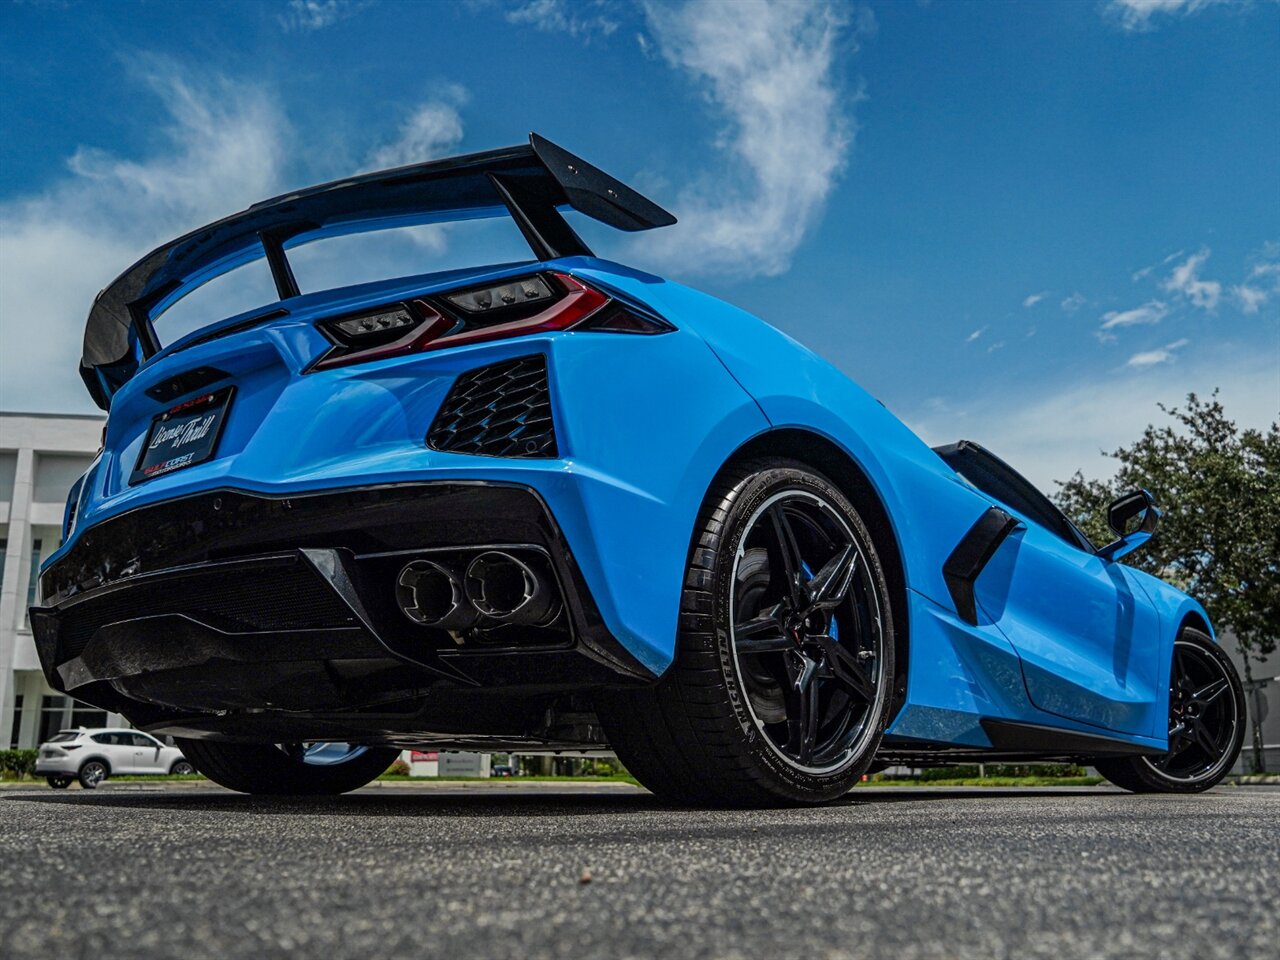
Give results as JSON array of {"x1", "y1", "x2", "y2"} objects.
[
  {"x1": 1096, "y1": 628, "x2": 1245, "y2": 793},
  {"x1": 46, "y1": 775, "x2": 72, "y2": 789},
  {"x1": 176, "y1": 740, "x2": 397, "y2": 795},
  {"x1": 169, "y1": 759, "x2": 196, "y2": 776},
  {"x1": 597, "y1": 459, "x2": 896, "y2": 807},
  {"x1": 77, "y1": 760, "x2": 108, "y2": 789}
]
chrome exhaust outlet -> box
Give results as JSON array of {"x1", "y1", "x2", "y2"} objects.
[
  {"x1": 464, "y1": 551, "x2": 560, "y2": 626},
  {"x1": 395, "y1": 560, "x2": 478, "y2": 630}
]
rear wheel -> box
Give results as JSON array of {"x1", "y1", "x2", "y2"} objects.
[
  {"x1": 597, "y1": 459, "x2": 895, "y2": 806},
  {"x1": 1096, "y1": 628, "x2": 1244, "y2": 793},
  {"x1": 46, "y1": 775, "x2": 72, "y2": 789},
  {"x1": 176, "y1": 740, "x2": 397, "y2": 795}
]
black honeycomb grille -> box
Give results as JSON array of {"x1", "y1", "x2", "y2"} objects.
[{"x1": 427, "y1": 355, "x2": 558, "y2": 458}]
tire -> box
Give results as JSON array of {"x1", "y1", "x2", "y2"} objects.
[
  {"x1": 169, "y1": 759, "x2": 197, "y2": 776},
  {"x1": 596, "y1": 458, "x2": 896, "y2": 807},
  {"x1": 77, "y1": 759, "x2": 109, "y2": 790},
  {"x1": 176, "y1": 740, "x2": 397, "y2": 795},
  {"x1": 1096, "y1": 627, "x2": 1245, "y2": 794},
  {"x1": 46, "y1": 775, "x2": 72, "y2": 789}
]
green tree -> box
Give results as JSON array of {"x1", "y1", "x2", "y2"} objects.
[{"x1": 1055, "y1": 392, "x2": 1280, "y2": 773}]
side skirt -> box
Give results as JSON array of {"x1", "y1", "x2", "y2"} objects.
[{"x1": 877, "y1": 718, "x2": 1164, "y2": 765}]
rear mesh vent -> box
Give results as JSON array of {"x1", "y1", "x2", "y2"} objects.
[{"x1": 427, "y1": 355, "x2": 558, "y2": 458}]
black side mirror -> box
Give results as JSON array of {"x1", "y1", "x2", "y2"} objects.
[{"x1": 1098, "y1": 489, "x2": 1160, "y2": 561}]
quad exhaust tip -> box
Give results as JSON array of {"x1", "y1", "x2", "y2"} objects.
[
  {"x1": 395, "y1": 560, "x2": 478, "y2": 630},
  {"x1": 464, "y1": 551, "x2": 560, "y2": 626},
  {"x1": 396, "y1": 551, "x2": 561, "y2": 629}
]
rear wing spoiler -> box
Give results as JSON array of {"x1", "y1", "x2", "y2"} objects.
[{"x1": 80, "y1": 133, "x2": 676, "y2": 408}]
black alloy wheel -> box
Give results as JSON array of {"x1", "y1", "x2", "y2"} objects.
[
  {"x1": 729, "y1": 488, "x2": 886, "y2": 773},
  {"x1": 597, "y1": 459, "x2": 895, "y2": 806},
  {"x1": 1096, "y1": 628, "x2": 1245, "y2": 793}
]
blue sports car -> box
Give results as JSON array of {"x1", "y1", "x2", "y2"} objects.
[{"x1": 31, "y1": 135, "x2": 1245, "y2": 804}]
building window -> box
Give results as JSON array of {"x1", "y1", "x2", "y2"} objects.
[
  {"x1": 27, "y1": 538, "x2": 42, "y2": 609},
  {"x1": 0, "y1": 537, "x2": 7, "y2": 585},
  {"x1": 8, "y1": 695, "x2": 21, "y2": 749},
  {"x1": 38, "y1": 695, "x2": 107, "y2": 744},
  {"x1": 39, "y1": 696, "x2": 68, "y2": 744}
]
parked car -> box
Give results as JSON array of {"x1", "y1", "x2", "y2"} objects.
[
  {"x1": 29, "y1": 135, "x2": 1245, "y2": 805},
  {"x1": 35, "y1": 728, "x2": 195, "y2": 788}
]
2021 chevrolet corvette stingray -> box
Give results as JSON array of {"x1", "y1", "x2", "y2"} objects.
[{"x1": 32, "y1": 135, "x2": 1245, "y2": 804}]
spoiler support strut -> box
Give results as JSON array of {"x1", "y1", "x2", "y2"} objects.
[{"x1": 260, "y1": 229, "x2": 302, "y2": 301}]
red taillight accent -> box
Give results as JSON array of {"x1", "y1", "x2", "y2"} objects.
[
  {"x1": 417, "y1": 273, "x2": 607, "y2": 352},
  {"x1": 312, "y1": 307, "x2": 454, "y2": 371},
  {"x1": 313, "y1": 273, "x2": 609, "y2": 371}
]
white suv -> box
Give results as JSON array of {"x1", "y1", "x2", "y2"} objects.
[{"x1": 35, "y1": 728, "x2": 195, "y2": 789}]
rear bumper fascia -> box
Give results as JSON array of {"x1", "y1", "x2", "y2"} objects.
[{"x1": 32, "y1": 482, "x2": 655, "y2": 723}]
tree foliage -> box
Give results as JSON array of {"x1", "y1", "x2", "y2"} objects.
[{"x1": 1054, "y1": 392, "x2": 1279, "y2": 667}]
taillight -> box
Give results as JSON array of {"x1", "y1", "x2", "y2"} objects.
[
  {"x1": 444, "y1": 276, "x2": 557, "y2": 315},
  {"x1": 311, "y1": 272, "x2": 669, "y2": 371}
]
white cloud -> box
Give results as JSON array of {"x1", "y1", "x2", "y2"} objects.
[
  {"x1": 0, "y1": 65, "x2": 474, "y2": 413},
  {"x1": 0, "y1": 66, "x2": 289, "y2": 412},
  {"x1": 1126, "y1": 338, "x2": 1190, "y2": 367},
  {"x1": 1100, "y1": 299, "x2": 1168, "y2": 331},
  {"x1": 965, "y1": 325, "x2": 988, "y2": 343},
  {"x1": 1103, "y1": 0, "x2": 1239, "y2": 32},
  {"x1": 1061, "y1": 292, "x2": 1087, "y2": 313},
  {"x1": 1231, "y1": 242, "x2": 1280, "y2": 313},
  {"x1": 905, "y1": 348, "x2": 1278, "y2": 490},
  {"x1": 1161, "y1": 247, "x2": 1221, "y2": 310},
  {"x1": 1232, "y1": 284, "x2": 1267, "y2": 313},
  {"x1": 361, "y1": 91, "x2": 468, "y2": 253},
  {"x1": 1022, "y1": 291, "x2": 1048, "y2": 308},
  {"x1": 504, "y1": 0, "x2": 619, "y2": 40},
  {"x1": 636, "y1": 0, "x2": 867, "y2": 278},
  {"x1": 1248, "y1": 243, "x2": 1280, "y2": 279},
  {"x1": 280, "y1": 0, "x2": 367, "y2": 32},
  {"x1": 365, "y1": 90, "x2": 466, "y2": 170}
]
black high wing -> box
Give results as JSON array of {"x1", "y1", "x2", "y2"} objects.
[{"x1": 80, "y1": 133, "x2": 676, "y2": 409}]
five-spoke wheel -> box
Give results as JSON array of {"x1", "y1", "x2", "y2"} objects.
[
  {"x1": 597, "y1": 459, "x2": 895, "y2": 806},
  {"x1": 730, "y1": 490, "x2": 886, "y2": 773},
  {"x1": 1097, "y1": 628, "x2": 1244, "y2": 793},
  {"x1": 77, "y1": 759, "x2": 108, "y2": 790}
]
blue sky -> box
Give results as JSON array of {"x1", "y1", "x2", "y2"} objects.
[{"x1": 1, "y1": 0, "x2": 1277, "y2": 488}]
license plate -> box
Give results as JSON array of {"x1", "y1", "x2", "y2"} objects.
[{"x1": 131, "y1": 386, "x2": 234, "y2": 484}]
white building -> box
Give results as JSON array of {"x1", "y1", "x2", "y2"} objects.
[{"x1": 1, "y1": 412, "x2": 122, "y2": 749}]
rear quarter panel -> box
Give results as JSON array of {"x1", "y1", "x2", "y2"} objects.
[{"x1": 612, "y1": 271, "x2": 995, "y2": 610}]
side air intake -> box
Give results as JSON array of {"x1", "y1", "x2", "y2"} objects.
[{"x1": 427, "y1": 355, "x2": 557, "y2": 458}]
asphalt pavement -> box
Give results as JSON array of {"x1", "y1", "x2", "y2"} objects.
[{"x1": 1, "y1": 781, "x2": 1275, "y2": 960}]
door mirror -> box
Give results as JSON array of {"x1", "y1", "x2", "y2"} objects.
[{"x1": 1098, "y1": 489, "x2": 1160, "y2": 561}]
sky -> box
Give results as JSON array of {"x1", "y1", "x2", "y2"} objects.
[{"x1": 0, "y1": 0, "x2": 1277, "y2": 490}]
